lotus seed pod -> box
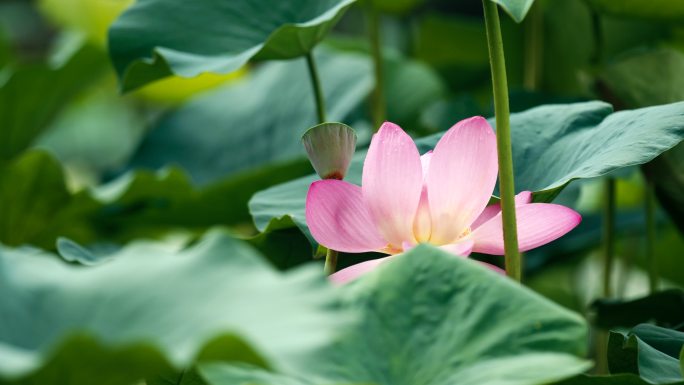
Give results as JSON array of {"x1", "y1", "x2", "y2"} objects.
[{"x1": 302, "y1": 122, "x2": 357, "y2": 180}]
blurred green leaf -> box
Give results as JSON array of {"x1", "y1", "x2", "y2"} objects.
[
  {"x1": 0, "y1": 30, "x2": 10, "y2": 69},
  {"x1": 148, "y1": 369, "x2": 208, "y2": 385},
  {"x1": 0, "y1": 150, "x2": 98, "y2": 248},
  {"x1": 600, "y1": 19, "x2": 671, "y2": 61},
  {"x1": 93, "y1": 159, "x2": 313, "y2": 239},
  {"x1": 609, "y1": 325, "x2": 684, "y2": 384},
  {"x1": 0, "y1": 146, "x2": 314, "y2": 250},
  {"x1": 200, "y1": 244, "x2": 590, "y2": 385},
  {"x1": 0, "y1": 39, "x2": 106, "y2": 161},
  {"x1": 600, "y1": 48, "x2": 684, "y2": 232},
  {"x1": 420, "y1": 94, "x2": 485, "y2": 132},
  {"x1": 0, "y1": 230, "x2": 348, "y2": 384},
  {"x1": 647, "y1": 143, "x2": 684, "y2": 234},
  {"x1": 56, "y1": 236, "x2": 111, "y2": 265},
  {"x1": 371, "y1": 0, "x2": 425, "y2": 14},
  {"x1": 415, "y1": 13, "x2": 490, "y2": 90},
  {"x1": 108, "y1": 0, "x2": 355, "y2": 91},
  {"x1": 35, "y1": 86, "x2": 146, "y2": 176},
  {"x1": 201, "y1": 365, "x2": 313, "y2": 385},
  {"x1": 586, "y1": 0, "x2": 684, "y2": 22},
  {"x1": 555, "y1": 374, "x2": 684, "y2": 385},
  {"x1": 592, "y1": 289, "x2": 684, "y2": 329},
  {"x1": 491, "y1": 0, "x2": 536, "y2": 23},
  {"x1": 601, "y1": 49, "x2": 684, "y2": 108},
  {"x1": 384, "y1": 54, "x2": 446, "y2": 129},
  {"x1": 600, "y1": 48, "x2": 684, "y2": 234},
  {"x1": 38, "y1": 0, "x2": 134, "y2": 47},
  {"x1": 128, "y1": 47, "x2": 372, "y2": 185},
  {"x1": 249, "y1": 101, "x2": 684, "y2": 247},
  {"x1": 542, "y1": 0, "x2": 593, "y2": 96}
]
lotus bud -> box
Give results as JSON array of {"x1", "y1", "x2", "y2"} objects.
[{"x1": 302, "y1": 122, "x2": 357, "y2": 180}]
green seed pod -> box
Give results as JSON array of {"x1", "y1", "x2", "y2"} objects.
[{"x1": 302, "y1": 122, "x2": 357, "y2": 180}]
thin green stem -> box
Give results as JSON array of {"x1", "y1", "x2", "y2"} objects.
[
  {"x1": 590, "y1": 10, "x2": 604, "y2": 66},
  {"x1": 483, "y1": 0, "x2": 521, "y2": 282},
  {"x1": 595, "y1": 330, "x2": 609, "y2": 374},
  {"x1": 306, "y1": 51, "x2": 337, "y2": 273},
  {"x1": 367, "y1": 4, "x2": 386, "y2": 130},
  {"x1": 645, "y1": 180, "x2": 659, "y2": 293},
  {"x1": 305, "y1": 52, "x2": 327, "y2": 124},
  {"x1": 523, "y1": 1, "x2": 543, "y2": 91},
  {"x1": 602, "y1": 178, "x2": 616, "y2": 298},
  {"x1": 324, "y1": 249, "x2": 338, "y2": 276}
]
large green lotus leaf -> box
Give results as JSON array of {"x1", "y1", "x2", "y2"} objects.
[
  {"x1": 108, "y1": 0, "x2": 356, "y2": 91},
  {"x1": 128, "y1": 48, "x2": 371, "y2": 185},
  {"x1": 0, "y1": 34, "x2": 106, "y2": 161},
  {"x1": 608, "y1": 325, "x2": 684, "y2": 384},
  {"x1": 0, "y1": 230, "x2": 348, "y2": 384},
  {"x1": 249, "y1": 101, "x2": 684, "y2": 247},
  {"x1": 200, "y1": 245, "x2": 590, "y2": 385},
  {"x1": 586, "y1": 0, "x2": 684, "y2": 22},
  {"x1": 0, "y1": 150, "x2": 99, "y2": 249}
]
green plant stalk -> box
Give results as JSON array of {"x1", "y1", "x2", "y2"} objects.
[
  {"x1": 483, "y1": 0, "x2": 521, "y2": 282},
  {"x1": 324, "y1": 249, "x2": 338, "y2": 276},
  {"x1": 645, "y1": 180, "x2": 659, "y2": 293},
  {"x1": 366, "y1": 4, "x2": 386, "y2": 130},
  {"x1": 590, "y1": 10, "x2": 603, "y2": 66},
  {"x1": 602, "y1": 178, "x2": 616, "y2": 297},
  {"x1": 523, "y1": 1, "x2": 543, "y2": 91},
  {"x1": 305, "y1": 52, "x2": 327, "y2": 124},
  {"x1": 305, "y1": 51, "x2": 338, "y2": 274}
]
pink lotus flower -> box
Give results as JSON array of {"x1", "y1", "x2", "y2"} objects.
[{"x1": 305, "y1": 117, "x2": 581, "y2": 284}]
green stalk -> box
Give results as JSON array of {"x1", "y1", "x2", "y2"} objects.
[
  {"x1": 324, "y1": 250, "x2": 338, "y2": 276},
  {"x1": 366, "y1": 3, "x2": 386, "y2": 130},
  {"x1": 305, "y1": 52, "x2": 327, "y2": 123},
  {"x1": 483, "y1": 0, "x2": 521, "y2": 282},
  {"x1": 523, "y1": 1, "x2": 543, "y2": 91},
  {"x1": 306, "y1": 51, "x2": 338, "y2": 274},
  {"x1": 602, "y1": 178, "x2": 616, "y2": 298},
  {"x1": 590, "y1": 10, "x2": 603, "y2": 66},
  {"x1": 645, "y1": 180, "x2": 659, "y2": 293}
]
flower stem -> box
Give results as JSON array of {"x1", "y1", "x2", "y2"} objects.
[
  {"x1": 324, "y1": 249, "x2": 338, "y2": 276},
  {"x1": 602, "y1": 178, "x2": 616, "y2": 297},
  {"x1": 523, "y1": 1, "x2": 543, "y2": 91},
  {"x1": 483, "y1": 0, "x2": 521, "y2": 282},
  {"x1": 645, "y1": 180, "x2": 659, "y2": 293},
  {"x1": 366, "y1": 3, "x2": 386, "y2": 130},
  {"x1": 306, "y1": 51, "x2": 338, "y2": 274},
  {"x1": 305, "y1": 51, "x2": 327, "y2": 124}
]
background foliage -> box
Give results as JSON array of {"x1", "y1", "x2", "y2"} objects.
[{"x1": 1, "y1": 0, "x2": 683, "y2": 384}]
